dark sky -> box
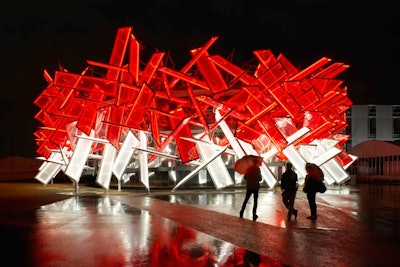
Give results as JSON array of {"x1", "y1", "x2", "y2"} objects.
[{"x1": 1, "y1": 0, "x2": 399, "y2": 158}]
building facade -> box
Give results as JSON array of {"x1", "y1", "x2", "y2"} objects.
[
  {"x1": 347, "y1": 105, "x2": 400, "y2": 148},
  {"x1": 346, "y1": 105, "x2": 400, "y2": 183}
]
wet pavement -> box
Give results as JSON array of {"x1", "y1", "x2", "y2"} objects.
[{"x1": 0, "y1": 182, "x2": 399, "y2": 267}]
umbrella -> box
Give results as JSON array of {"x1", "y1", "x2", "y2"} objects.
[
  {"x1": 234, "y1": 155, "x2": 262, "y2": 174},
  {"x1": 305, "y1": 163, "x2": 324, "y2": 181}
]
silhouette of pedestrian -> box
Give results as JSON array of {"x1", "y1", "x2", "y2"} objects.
[
  {"x1": 303, "y1": 163, "x2": 324, "y2": 220},
  {"x1": 239, "y1": 156, "x2": 263, "y2": 221},
  {"x1": 281, "y1": 162, "x2": 298, "y2": 220}
]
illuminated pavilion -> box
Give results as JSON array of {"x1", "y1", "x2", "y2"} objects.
[{"x1": 33, "y1": 26, "x2": 357, "y2": 192}]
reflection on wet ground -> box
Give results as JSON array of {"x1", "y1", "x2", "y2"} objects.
[
  {"x1": 0, "y1": 183, "x2": 399, "y2": 266},
  {"x1": 4, "y1": 195, "x2": 283, "y2": 266},
  {"x1": 151, "y1": 184, "x2": 400, "y2": 244}
]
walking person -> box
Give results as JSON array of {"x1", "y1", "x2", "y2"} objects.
[
  {"x1": 239, "y1": 156, "x2": 263, "y2": 221},
  {"x1": 281, "y1": 162, "x2": 298, "y2": 220},
  {"x1": 303, "y1": 163, "x2": 324, "y2": 220}
]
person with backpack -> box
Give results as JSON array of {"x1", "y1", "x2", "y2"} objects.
[{"x1": 280, "y1": 162, "x2": 298, "y2": 220}]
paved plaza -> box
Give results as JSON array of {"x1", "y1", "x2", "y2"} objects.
[{"x1": 0, "y1": 182, "x2": 399, "y2": 266}]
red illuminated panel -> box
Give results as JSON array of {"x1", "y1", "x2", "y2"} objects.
[
  {"x1": 311, "y1": 78, "x2": 343, "y2": 98},
  {"x1": 124, "y1": 83, "x2": 154, "y2": 129},
  {"x1": 277, "y1": 53, "x2": 298, "y2": 78},
  {"x1": 255, "y1": 117, "x2": 287, "y2": 151},
  {"x1": 55, "y1": 72, "x2": 117, "y2": 98},
  {"x1": 314, "y1": 62, "x2": 349, "y2": 78},
  {"x1": 77, "y1": 102, "x2": 101, "y2": 136},
  {"x1": 268, "y1": 84, "x2": 302, "y2": 118},
  {"x1": 208, "y1": 55, "x2": 257, "y2": 85},
  {"x1": 34, "y1": 110, "x2": 56, "y2": 128},
  {"x1": 128, "y1": 35, "x2": 140, "y2": 84},
  {"x1": 187, "y1": 86, "x2": 209, "y2": 135},
  {"x1": 335, "y1": 151, "x2": 354, "y2": 166},
  {"x1": 159, "y1": 67, "x2": 209, "y2": 90},
  {"x1": 192, "y1": 51, "x2": 227, "y2": 94},
  {"x1": 169, "y1": 36, "x2": 219, "y2": 88},
  {"x1": 117, "y1": 83, "x2": 140, "y2": 106},
  {"x1": 253, "y1": 50, "x2": 278, "y2": 74},
  {"x1": 105, "y1": 106, "x2": 124, "y2": 149},
  {"x1": 138, "y1": 52, "x2": 165, "y2": 86},
  {"x1": 290, "y1": 57, "x2": 331, "y2": 81},
  {"x1": 106, "y1": 27, "x2": 132, "y2": 81},
  {"x1": 169, "y1": 109, "x2": 199, "y2": 163},
  {"x1": 150, "y1": 108, "x2": 162, "y2": 148},
  {"x1": 196, "y1": 95, "x2": 250, "y2": 121}
]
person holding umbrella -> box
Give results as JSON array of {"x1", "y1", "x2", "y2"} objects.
[
  {"x1": 303, "y1": 163, "x2": 324, "y2": 220},
  {"x1": 238, "y1": 156, "x2": 263, "y2": 221}
]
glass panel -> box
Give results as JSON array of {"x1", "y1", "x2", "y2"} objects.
[
  {"x1": 106, "y1": 27, "x2": 132, "y2": 80},
  {"x1": 194, "y1": 52, "x2": 227, "y2": 94}
]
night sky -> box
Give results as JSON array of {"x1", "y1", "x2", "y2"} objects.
[{"x1": 1, "y1": 0, "x2": 399, "y2": 158}]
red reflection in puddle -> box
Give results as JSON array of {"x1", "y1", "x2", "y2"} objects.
[{"x1": 28, "y1": 196, "x2": 284, "y2": 266}]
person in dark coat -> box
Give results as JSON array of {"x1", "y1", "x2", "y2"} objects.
[
  {"x1": 303, "y1": 163, "x2": 324, "y2": 220},
  {"x1": 281, "y1": 162, "x2": 298, "y2": 220},
  {"x1": 239, "y1": 157, "x2": 263, "y2": 221}
]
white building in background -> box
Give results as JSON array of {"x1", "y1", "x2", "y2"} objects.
[
  {"x1": 347, "y1": 105, "x2": 400, "y2": 183},
  {"x1": 347, "y1": 105, "x2": 400, "y2": 148}
]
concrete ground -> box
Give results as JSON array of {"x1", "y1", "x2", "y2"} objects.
[{"x1": 0, "y1": 182, "x2": 399, "y2": 267}]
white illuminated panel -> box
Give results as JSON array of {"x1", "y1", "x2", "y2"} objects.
[
  {"x1": 35, "y1": 153, "x2": 63, "y2": 184},
  {"x1": 319, "y1": 165, "x2": 336, "y2": 185},
  {"x1": 65, "y1": 131, "x2": 94, "y2": 182},
  {"x1": 283, "y1": 145, "x2": 308, "y2": 178},
  {"x1": 172, "y1": 146, "x2": 227, "y2": 191},
  {"x1": 262, "y1": 146, "x2": 278, "y2": 161},
  {"x1": 215, "y1": 110, "x2": 245, "y2": 158},
  {"x1": 139, "y1": 131, "x2": 149, "y2": 192},
  {"x1": 323, "y1": 158, "x2": 350, "y2": 184},
  {"x1": 112, "y1": 130, "x2": 139, "y2": 181},
  {"x1": 297, "y1": 144, "x2": 317, "y2": 163},
  {"x1": 196, "y1": 136, "x2": 233, "y2": 189},
  {"x1": 237, "y1": 139, "x2": 277, "y2": 188},
  {"x1": 286, "y1": 127, "x2": 310, "y2": 144},
  {"x1": 260, "y1": 164, "x2": 278, "y2": 188},
  {"x1": 199, "y1": 168, "x2": 207, "y2": 184},
  {"x1": 312, "y1": 146, "x2": 342, "y2": 166},
  {"x1": 317, "y1": 138, "x2": 339, "y2": 151},
  {"x1": 96, "y1": 143, "x2": 117, "y2": 189}
]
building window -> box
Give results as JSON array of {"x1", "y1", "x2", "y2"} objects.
[
  {"x1": 393, "y1": 118, "x2": 400, "y2": 138},
  {"x1": 368, "y1": 105, "x2": 376, "y2": 117},
  {"x1": 369, "y1": 118, "x2": 376, "y2": 138},
  {"x1": 393, "y1": 105, "x2": 400, "y2": 116},
  {"x1": 368, "y1": 105, "x2": 376, "y2": 139},
  {"x1": 393, "y1": 106, "x2": 400, "y2": 138}
]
